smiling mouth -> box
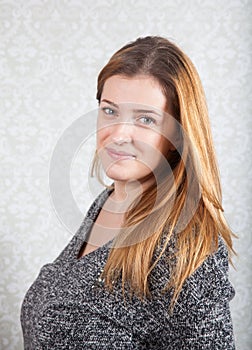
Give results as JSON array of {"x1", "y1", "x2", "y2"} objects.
[{"x1": 106, "y1": 147, "x2": 136, "y2": 160}]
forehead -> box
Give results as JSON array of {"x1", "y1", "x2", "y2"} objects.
[{"x1": 101, "y1": 75, "x2": 167, "y2": 112}]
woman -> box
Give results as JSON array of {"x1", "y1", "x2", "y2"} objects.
[{"x1": 21, "y1": 36, "x2": 236, "y2": 349}]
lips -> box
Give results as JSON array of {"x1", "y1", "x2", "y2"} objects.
[{"x1": 106, "y1": 147, "x2": 136, "y2": 160}]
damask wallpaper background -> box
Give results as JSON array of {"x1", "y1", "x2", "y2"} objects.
[{"x1": 0, "y1": 0, "x2": 251, "y2": 349}]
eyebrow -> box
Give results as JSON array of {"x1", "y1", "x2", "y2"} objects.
[
  {"x1": 101, "y1": 99, "x2": 119, "y2": 108},
  {"x1": 100, "y1": 99, "x2": 163, "y2": 117}
]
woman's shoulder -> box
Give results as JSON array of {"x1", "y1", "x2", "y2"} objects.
[
  {"x1": 185, "y1": 236, "x2": 233, "y2": 293},
  {"x1": 174, "y1": 236, "x2": 235, "y2": 315},
  {"x1": 150, "y1": 235, "x2": 235, "y2": 308}
]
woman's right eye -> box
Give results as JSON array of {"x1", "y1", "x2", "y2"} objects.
[{"x1": 101, "y1": 107, "x2": 117, "y2": 116}]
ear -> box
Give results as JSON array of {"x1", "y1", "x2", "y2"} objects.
[
  {"x1": 169, "y1": 143, "x2": 176, "y2": 151},
  {"x1": 171, "y1": 138, "x2": 181, "y2": 151},
  {"x1": 170, "y1": 127, "x2": 182, "y2": 151}
]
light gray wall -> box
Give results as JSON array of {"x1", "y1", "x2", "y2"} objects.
[{"x1": 0, "y1": 1, "x2": 251, "y2": 349}]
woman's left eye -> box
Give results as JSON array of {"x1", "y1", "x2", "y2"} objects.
[{"x1": 138, "y1": 115, "x2": 156, "y2": 125}]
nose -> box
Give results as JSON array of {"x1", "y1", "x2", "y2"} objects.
[{"x1": 111, "y1": 122, "x2": 133, "y2": 145}]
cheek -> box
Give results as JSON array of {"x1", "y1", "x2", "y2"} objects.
[
  {"x1": 143, "y1": 134, "x2": 170, "y2": 154},
  {"x1": 137, "y1": 135, "x2": 172, "y2": 170},
  {"x1": 96, "y1": 128, "x2": 110, "y2": 148}
]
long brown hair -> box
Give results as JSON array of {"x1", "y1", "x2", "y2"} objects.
[{"x1": 94, "y1": 36, "x2": 235, "y2": 307}]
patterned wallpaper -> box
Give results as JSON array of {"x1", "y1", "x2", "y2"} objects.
[{"x1": 0, "y1": 1, "x2": 251, "y2": 349}]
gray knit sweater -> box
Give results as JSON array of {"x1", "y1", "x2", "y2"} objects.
[{"x1": 21, "y1": 189, "x2": 236, "y2": 349}]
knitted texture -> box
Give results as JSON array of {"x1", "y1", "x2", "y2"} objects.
[{"x1": 21, "y1": 189, "x2": 236, "y2": 349}]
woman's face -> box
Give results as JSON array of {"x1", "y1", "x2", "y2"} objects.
[{"x1": 97, "y1": 74, "x2": 177, "y2": 185}]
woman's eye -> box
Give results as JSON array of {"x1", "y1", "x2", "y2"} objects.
[
  {"x1": 138, "y1": 115, "x2": 156, "y2": 125},
  {"x1": 102, "y1": 107, "x2": 117, "y2": 116}
]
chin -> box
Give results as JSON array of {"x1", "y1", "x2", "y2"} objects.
[
  {"x1": 105, "y1": 171, "x2": 132, "y2": 182},
  {"x1": 106, "y1": 171, "x2": 153, "y2": 184},
  {"x1": 103, "y1": 162, "x2": 153, "y2": 184}
]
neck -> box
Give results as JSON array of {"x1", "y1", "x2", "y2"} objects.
[
  {"x1": 108, "y1": 176, "x2": 155, "y2": 209},
  {"x1": 106, "y1": 181, "x2": 140, "y2": 213}
]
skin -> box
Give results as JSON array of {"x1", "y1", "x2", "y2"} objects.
[
  {"x1": 79, "y1": 75, "x2": 176, "y2": 257},
  {"x1": 97, "y1": 75, "x2": 176, "y2": 195}
]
